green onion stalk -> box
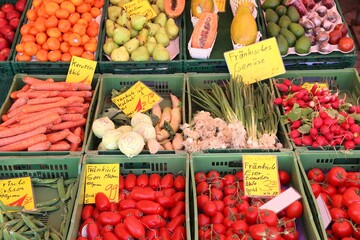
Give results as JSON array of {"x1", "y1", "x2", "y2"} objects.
[{"x1": 243, "y1": 83, "x2": 259, "y2": 148}]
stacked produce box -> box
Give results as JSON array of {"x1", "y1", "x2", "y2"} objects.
[{"x1": 0, "y1": 0, "x2": 358, "y2": 239}]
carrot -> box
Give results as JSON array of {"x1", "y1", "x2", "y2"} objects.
[
  {"x1": 51, "y1": 118, "x2": 86, "y2": 131},
  {"x1": 66, "y1": 107, "x2": 84, "y2": 114},
  {"x1": 162, "y1": 140, "x2": 174, "y2": 151},
  {"x1": 15, "y1": 108, "x2": 66, "y2": 122},
  {"x1": 170, "y1": 93, "x2": 181, "y2": 108},
  {"x1": 45, "y1": 78, "x2": 55, "y2": 82},
  {"x1": 1, "y1": 117, "x2": 17, "y2": 127},
  {"x1": 2, "y1": 114, "x2": 8, "y2": 122},
  {"x1": 60, "y1": 114, "x2": 84, "y2": 121},
  {"x1": 156, "y1": 107, "x2": 182, "y2": 141},
  {"x1": 155, "y1": 124, "x2": 161, "y2": 133},
  {"x1": 17, "y1": 91, "x2": 59, "y2": 99},
  {"x1": 72, "y1": 82, "x2": 92, "y2": 91},
  {"x1": 147, "y1": 138, "x2": 164, "y2": 154},
  {"x1": 70, "y1": 127, "x2": 82, "y2": 151},
  {"x1": 0, "y1": 126, "x2": 8, "y2": 131},
  {"x1": 172, "y1": 133, "x2": 183, "y2": 150},
  {"x1": 0, "y1": 113, "x2": 59, "y2": 138},
  {"x1": 159, "y1": 106, "x2": 172, "y2": 128},
  {"x1": 28, "y1": 141, "x2": 51, "y2": 151},
  {"x1": 68, "y1": 102, "x2": 84, "y2": 107},
  {"x1": 0, "y1": 126, "x2": 47, "y2": 147},
  {"x1": 152, "y1": 103, "x2": 162, "y2": 124},
  {"x1": 0, "y1": 133, "x2": 47, "y2": 151},
  {"x1": 7, "y1": 106, "x2": 24, "y2": 119},
  {"x1": 22, "y1": 96, "x2": 82, "y2": 113},
  {"x1": 27, "y1": 97, "x2": 64, "y2": 105},
  {"x1": 18, "y1": 110, "x2": 65, "y2": 125},
  {"x1": 48, "y1": 141, "x2": 71, "y2": 151},
  {"x1": 66, "y1": 131, "x2": 81, "y2": 144},
  {"x1": 46, "y1": 129, "x2": 70, "y2": 143},
  {"x1": 22, "y1": 76, "x2": 47, "y2": 85},
  {"x1": 8, "y1": 98, "x2": 28, "y2": 113},
  {"x1": 57, "y1": 91, "x2": 93, "y2": 98},
  {"x1": 10, "y1": 84, "x2": 30, "y2": 99},
  {"x1": 30, "y1": 82, "x2": 78, "y2": 91}
]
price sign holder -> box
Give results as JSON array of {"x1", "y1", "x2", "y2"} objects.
[
  {"x1": 84, "y1": 164, "x2": 119, "y2": 204},
  {"x1": 243, "y1": 155, "x2": 280, "y2": 197},
  {"x1": 0, "y1": 177, "x2": 35, "y2": 210},
  {"x1": 66, "y1": 56, "x2": 97, "y2": 85},
  {"x1": 123, "y1": 0, "x2": 157, "y2": 20}
]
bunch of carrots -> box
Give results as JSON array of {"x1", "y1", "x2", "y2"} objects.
[{"x1": 0, "y1": 76, "x2": 93, "y2": 151}]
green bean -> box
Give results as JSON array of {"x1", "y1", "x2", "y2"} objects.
[
  {"x1": 49, "y1": 233, "x2": 61, "y2": 240},
  {"x1": 29, "y1": 219, "x2": 44, "y2": 228},
  {"x1": 0, "y1": 200, "x2": 14, "y2": 220},
  {"x1": 9, "y1": 231, "x2": 30, "y2": 240},
  {"x1": 22, "y1": 227, "x2": 50, "y2": 235},
  {"x1": 63, "y1": 183, "x2": 74, "y2": 202},
  {"x1": 0, "y1": 212, "x2": 4, "y2": 223},
  {"x1": 4, "y1": 206, "x2": 23, "y2": 212},
  {"x1": 49, "y1": 228, "x2": 62, "y2": 239},
  {"x1": 4, "y1": 219, "x2": 21, "y2": 227},
  {"x1": 70, "y1": 181, "x2": 78, "y2": 200},
  {"x1": 36, "y1": 206, "x2": 60, "y2": 213},
  {"x1": 21, "y1": 215, "x2": 38, "y2": 231},
  {"x1": 59, "y1": 219, "x2": 66, "y2": 235},
  {"x1": 64, "y1": 178, "x2": 77, "y2": 186},
  {"x1": 3, "y1": 229, "x2": 10, "y2": 240},
  {"x1": 10, "y1": 220, "x2": 24, "y2": 232},
  {"x1": 31, "y1": 178, "x2": 58, "y2": 184},
  {"x1": 35, "y1": 197, "x2": 59, "y2": 208},
  {"x1": 44, "y1": 229, "x2": 50, "y2": 240},
  {"x1": 17, "y1": 225, "x2": 29, "y2": 234},
  {"x1": 57, "y1": 178, "x2": 66, "y2": 203},
  {"x1": 0, "y1": 223, "x2": 4, "y2": 240}
]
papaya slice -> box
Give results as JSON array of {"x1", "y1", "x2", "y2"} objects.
[
  {"x1": 191, "y1": 12, "x2": 218, "y2": 49},
  {"x1": 191, "y1": 0, "x2": 215, "y2": 18},
  {"x1": 165, "y1": 0, "x2": 185, "y2": 18}
]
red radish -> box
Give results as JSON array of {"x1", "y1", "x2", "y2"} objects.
[
  {"x1": 289, "y1": 129, "x2": 300, "y2": 139},
  {"x1": 297, "y1": 100, "x2": 306, "y2": 108},
  {"x1": 313, "y1": 117, "x2": 324, "y2": 129},
  {"x1": 331, "y1": 102, "x2": 340, "y2": 109},
  {"x1": 343, "y1": 131, "x2": 354, "y2": 141},
  {"x1": 349, "y1": 106, "x2": 357, "y2": 113},
  {"x1": 350, "y1": 124, "x2": 360, "y2": 134},
  {"x1": 293, "y1": 138, "x2": 302, "y2": 146},
  {"x1": 301, "y1": 135, "x2": 313, "y2": 146},
  {"x1": 347, "y1": 116, "x2": 355, "y2": 125},
  {"x1": 319, "y1": 111, "x2": 328, "y2": 119},
  {"x1": 344, "y1": 140, "x2": 355, "y2": 150},
  {"x1": 291, "y1": 120, "x2": 302, "y2": 130},
  {"x1": 316, "y1": 135, "x2": 328, "y2": 146},
  {"x1": 283, "y1": 79, "x2": 292, "y2": 86},
  {"x1": 309, "y1": 128, "x2": 318, "y2": 138},
  {"x1": 290, "y1": 85, "x2": 302, "y2": 93},
  {"x1": 324, "y1": 117, "x2": 337, "y2": 126},
  {"x1": 320, "y1": 125, "x2": 330, "y2": 135},
  {"x1": 276, "y1": 83, "x2": 288, "y2": 93},
  {"x1": 324, "y1": 132, "x2": 335, "y2": 141},
  {"x1": 353, "y1": 136, "x2": 360, "y2": 145},
  {"x1": 273, "y1": 98, "x2": 282, "y2": 105}
]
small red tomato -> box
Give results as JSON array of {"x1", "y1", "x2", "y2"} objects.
[
  {"x1": 98, "y1": 211, "x2": 122, "y2": 226},
  {"x1": 81, "y1": 205, "x2": 95, "y2": 221},
  {"x1": 203, "y1": 200, "x2": 217, "y2": 216},
  {"x1": 149, "y1": 173, "x2": 161, "y2": 190},
  {"x1": 174, "y1": 175, "x2": 186, "y2": 191},
  {"x1": 124, "y1": 173, "x2": 137, "y2": 190},
  {"x1": 102, "y1": 232, "x2": 119, "y2": 240},
  {"x1": 285, "y1": 200, "x2": 303, "y2": 219},
  {"x1": 338, "y1": 37, "x2": 354, "y2": 52},
  {"x1": 95, "y1": 192, "x2": 110, "y2": 212},
  {"x1": 327, "y1": 167, "x2": 347, "y2": 187},
  {"x1": 278, "y1": 170, "x2": 291, "y2": 186},
  {"x1": 136, "y1": 173, "x2": 149, "y2": 187},
  {"x1": 307, "y1": 168, "x2": 325, "y2": 182},
  {"x1": 124, "y1": 215, "x2": 145, "y2": 238},
  {"x1": 160, "y1": 173, "x2": 174, "y2": 189},
  {"x1": 348, "y1": 201, "x2": 360, "y2": 224}
]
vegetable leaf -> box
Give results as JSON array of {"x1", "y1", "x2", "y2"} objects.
[
  {"x1": 325, "y1": 109, "x2": 339, "y2": 118},
  {"x1": 286, "y1": 104, "x2": 301, "y2": 121},
  {"x1": 349, "y1": 113, "x2": 360, "y2": 123},
  {"x1": 112, "y1": 113, "x2": 130, "y2": 126},
  {"x1": 280, "y1": 115, "x2": 289, "y2": 125},
  {"x1": 101, "y1": 107, "x2": 122, "y2": 119},
  {"x1": 298, "y1": 124, "x2": 311, "y2": 134},
  {"x1": 163, "y1": 121, "x2": 175, "y2": 140},
  {"x1": 301, "y1": 108, "x2": 313, "y2": 118}
]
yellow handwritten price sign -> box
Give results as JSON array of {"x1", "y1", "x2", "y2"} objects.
[
  {"x1": 242, "y1": 155, "x2": 280, "y2": 197},
  {"x1": 84, "y1": 164, "x2": 119, "y2": 204},
  {"x1": 302, "y1": 82, "x2": 328, "y2": 91},
  {"x1": 66, "y1": 56, "x2": 97, "y2": 85},
  {"x1": 224, "y1": 38, "x2": 286, "y2": 84},
  {"x1": 112, "y1": 81, "x2": 163, "y2": 117},
  {"x1": 0, "y1": 177, "x2": 35, "y2": 210},
  {"x1": 123, "y1": 0, "x2": 157, "y2": 20},
  {"x1": 215, "y1": 0, "x2": 226, "y2": 12}
]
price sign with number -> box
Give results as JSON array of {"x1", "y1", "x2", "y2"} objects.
[
  {"x1": 66, "y1": 56, "x2": 97, "y2": 85},
  {"x1": 123, "y1": 0, "x2": 157, "y2": 20},
  {"x1": 84, "y1": 164, "x2": 119, "y2": 204},
  {"x1": 0, "y1": 177, "x2": 35, "y2": 210},
  {"x1": 243, "y1": 155, "x2": 280, "y2": 197},
  {"x1": 301, "y1": 82, "x2": 328, "y2": 91}
]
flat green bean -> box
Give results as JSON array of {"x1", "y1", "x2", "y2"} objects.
[
  {"x1": 29, "y1": 219, "x2": 44, "y2": 228},
  {"x1": 10, "y1": 220, "x2": 24, "y2": 232},
  {"x1": 50, "y1": 228, "x2": 62, "y2": 239},
  {"x1": 49, "y1": 233, "x2": 61, "y2": 240},
  {"x1": 9, "y1": 231, "x2": 30, "y2": 240},
  {"x1": 64, "y1": 178, "x2": 77, "y2": 186},
  {"x1": 31, "y1": 178, "x2": 58, "y2": 184},
  {"x1": 36, "y1": 206, "x2": 60, "y2": 213},
  {"x1": 35, "y1": 197, "x2": 59, "y2": 208},
  {"x1": 63, "y1": 183, "x2": 74, "y2": 202},
  {"x1": 3, "y1": 229, "x2": 10, "y2": 240},
  {"x1": 21, "y1": 215, "x2": 38, "y2": 231},
  {"x1": 44, "y1": 229, "x2": 50, "y2": 240},
  {"x1": 57, "y1": 178, "x2": 66, "y2": 203},
  {"x1": 17, "y1": 225, "x2": 29, "y2": 234},
  {"x1": 0, "y1": 200, "x2": 14, "y2": 220}
]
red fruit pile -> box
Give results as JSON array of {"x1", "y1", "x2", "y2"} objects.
[
  {"x1": 306, "y1": 167, "x2": 360, "y2": 239},
  {"x1": 78, "y1": 173, "x2": 187, "y2": 240},
  {"x1": 0, "y1": 0, "x2": 26, "y2": 61},
  {"x1": 274, "y1": 79, "x2": 360, "y2": 150},
  {"x1": 195, "y1": 170, "x2": 304, "y2": 240}
]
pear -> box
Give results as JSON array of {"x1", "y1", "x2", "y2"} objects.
[
  {"x1": 108, "y1": 6, "x2": 121, "y2": 22},
  {"x1": 153, "y1": 43, "x2": 170, "y2": 61},
  {"x1": 146, "y1": 22, "x2": 161, "y2": 36},
  {"x1": 124, "y1": 37, "x2": 140, "y2": 54},
  {"x1": 155, "y1": 27, "x2": 170, "y2": 47},
  {"x1": 165, "y1": 18, "x2": 179, "y2": 40},
  {"x1": 145, "y1": 36, "x2": 157, "y2": 56},
  {"x1": 116, "y1": 10, "x2": 129, "y2": 27},
  {"x1": 117, "y1": 0, "x2": 130, "y2": 7},
  {"x1": 151, "y1": 4, "x2": 160, "y2": 15},
  {"x1": 131, "y1": 46, "x2": 150, "y2": 61},
  {"x1": 156, "y1": 0, "x2": 164, "y2": 12},
  {"x1": 106, "y1": 19, "x2": 116, "y2": 38},
  {"x1": 106, "y1": 38, "x2": 114, "y2": 43},
  {"x1": 103, "y1": 41, "x2": 119, "y2": 55},
  {"x1": 113, "y1": 27, "x2": 130, "y2": 45},
  {"x1": 126, "y1": 21, "x2": 139, "y2": 38},
  {"x1": 110, "y1": 0, "x2": 121, "y2": 5},
  {"x1": 111, "y1": 46, "x2": 130, "y2": 61},
  {"x1": 137, "y1": 28, "x2": 149, "y2": 45},
  {"x1": 154, "y1": 12, "x2": 167, "y2": 27},
  {"x1": 131, "y1": 14, "x2": 147, "y2": 31}
]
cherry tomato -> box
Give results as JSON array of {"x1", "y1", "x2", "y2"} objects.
[
  {"x1": 310, "y1": 182, "x2": 322, "y2": 198},
  {"x1": 198, "y1": 213, "x2": 211, "y2": 227},
  {"x1": 222, "y1": 174, "x2": 236, "y2": 186},
  {"x1": 278, "y1": 170, "x2": 291, "y2": 185},
  {"x1": 196, "y1": 181, "x2": 209, "y2": 195},
  {"x1": 124, "y1": 215, "x2": 145, "y2": 238},
  {"x1": 331, "y1": 219, "x2": 353, "y2": 238},
  {"x1": 224, "y1": 185, "x2": 237, "y2": 196},
  {"x1": 235, "y1": 199, "x2": 249, "y2": 213},
  {"x1": 194, "y1": 172, "x2": 207, "y2": 184},
  {"x1": 211, "y1": 211, "x2": 224, "y2": 224},
  {"x1": 322, "y1": 184, "x2": 337, "y2": 196},
  {"x1": 338, "y1": 37, "x2": 354, "y2": 52},
  {"x1": 81, "y1": 204, "x2": 95, "y2": 221},
  {"x1": 307, "y1": 168, "x2": 325, "y2": 182},
  {"x1": 98, "y1": 211, "x2": 122, "y2": 226},
  {"x1": 213, "y1": 200, "x2": 225, "y2": 212},
  {"x1": 124, "y1": 173, "x2": 137, "y2": 190},
  {"x1": 174, "y1": 175, "x2": 185, "y2": 191},
  {"x1": 346, "y1": 172, "x2": 360, "y2": 188},
  {"x1": 207, "y1": 170, "x2": 221, "y2": 180},
  {"x1": 149, "y1": 173, "x2": 161, "y2": 190},
  {"x1": 327, "y1": 167, "x2": 347, "y2": 187},
  {"x1": 330, "y1": 208, "x2": 349, "y2": 221},
  {"x1": 197, "y1": 195, "x2": 209, "y2": 212},
  {"x1": 95, "y1": 192, "x2": 110, "y2": 212},
  {"x1": 213, "y1": 223, "x2": 227, "y2": 235},
  {"x1": 330, "y1": 194, "x2": 344, "y2": 208},
  {"x1": 283, "y1": 227, "x2": 299, "y2": 240},
  {"x1": 203, "y1": 200, "x2": 217, "y2": 217},
  {"x1": 223, "y1": 206, "x2": 239, "y2": 217},
  {"x1": 348, "y1": 201, "x2": 360, "y2": 224},
  {"x1": 211, "y1": 187, "x2": 224, "y2": 200},
  {"x1": 258, "y1": 209, "x2": 278, "y2": 227},
  {"x1": 232, "y1": 220, "x2": 248, "y2": 236},
  {"x1": 235, "y1": 170, "x2": 244, "y2": 181},
  {"x1": 245, "y1": 206, "x2": 259, "y2": 225},
  {"x1": 285, "y1": 200, "x2": 303, "y2": 219},
  {"x1": 136, "y1": 173, "x2": 149, "y2": 187}
]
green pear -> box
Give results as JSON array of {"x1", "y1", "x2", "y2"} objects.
[
  {"x1": 117, "y1": 0, "x2": 130, "y2": 7},
  {"x1": 154, "y1": 12, "x2": 167, "y2": 27},
  {"x1": 131, "y1": 46, "x2": 150, "y2": 61},
  {"x1": 113, "y1": 27, "x2": 130, "y2": 45},
  {"x1": 131, "y1": 14, "x2": 147, "y2": 31},
  {"x1": 125, "y1": 21, "x2": 139, "y2": 38},
  {"x1": 155, "y1": 27, "x2": 170, "y2": 47},
  {"x1": 151, "y1": 4, "x2": 160, "y2": 15},
  {"x1": 165, "y1": 18, "x2": 179, "y2": 40},
  {"x1": 145, "y1": 36, "x2": 157, "y2": 56},
  {"x1": 124, "y1": 37, "x2": 140, "y2": 54},
  {"x1": 153, "y1": 43, "x2": 170, "y2": 61},
  {"x1": 146, "y1": 22, "x2": 161, "y2": 36},
  {"x1": 106, "y1": 38, "x2": 114, "y2": 43},
  {"x1": 111, "y1": 46, "x2": 130, "y2": 61},
  {"x1": 108, "y1": 6, "x2": 121, "y2": 22},
  {"x1": 110, "y1": 0, "x2": 121, "y2": 5},
  {"x1": 137, "y1": 28, "x2": 149, "y2": 45},
  {"x1": 116, "y1": 10, "x2": 129, "y2": 27},
  {"x1": 156, "y1": 0, "x2": 164, "y2": 12},
  {"x1": 103, "y1": 41, "x2": 119, "y2": 55},
  {"x1": 106, "y1": 19, "x2": 116, "y2": 38}
]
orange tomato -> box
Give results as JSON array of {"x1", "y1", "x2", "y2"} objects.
[
  {"x1": 48, "y1": 50, "x2": 62, "y2": 62},
  {"x1": 36, "y1": 49, "x2": 49, "y2": 61}
]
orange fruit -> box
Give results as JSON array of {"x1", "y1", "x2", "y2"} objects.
[
  {"x1": 81, "y1": 12, "x2": 92, "y2": 22},
  {"x1": 32, "y1": 0, "x2": 43, "y2": 8},
  {"x1": 34, "y1": 18, "x2": 47, "y2": 32},
  {"x1": 81, "y1": 51, "x2": 94, "y2": 60},
  {"x1": 47, "y1": 28, "x2": 62, "y2": 38},
  {"x1": 16, "y1": 43, "x2": 25, "y2": 52},
  {"x1": 56, "y1": 8, "x2": 70, "y2": 19},
  {"x1": 45, "y1": 1, "x2": 60, "y2": 15},
  {"x1": 68, "y1": 12, "x2": 80, "y2": 25},
  {"x1": 37, "y1": 6, "x2": 50, "y2": 18},
  {"x1": 24, "y1": 42, "x2": 38, "y2": 56},
  {"x1": 58, "y1": 19, "x2": 71, "y2": 33},
  {"x1": 69, "y1": 46, "x2": 84, "y2": 56},
  {"x1": 86, "y1": 26, "x2": 98, "y2": 37},
  {"x1": 29, "y1": 27, "x2": 39, "y2": 36},
  {"x1": 48, "y1": 50, "x2": 62, "y2": 62},
  {"x1": 76, "y1": 3, "x2": 91, "y2": 13},
  {"x1": 88, "y1": 37, "x2": 97, "y2": 44},
  {"x1": 73, "y1": 23, "x2": 86, "y2": 36},
  {"x1": 77, "y1": 19, "x2": 88, "y2": 27},
  {"x1": 22, "y1": 34, "x2": 36, "y2": 43},
  {"x1": 47, "y1": 37, "x2": 61, "y2": 50},
  {"x1": 26, "y1": 9, "x2": 38, "y2": 21},
  {"x1": 87, "y1": 20, "x2": 98, "y2": 29},
  {"x1": 84, "y1": 42, "x2": 96, "y2": 52},
  {"x1": 61, "y1": 52, "x2": 72, "y2": 61},
  {"x1": 90, "y1": 7, "x2": 101, "y2": 18},
  {"x1": 62, "y1": 32, "x2": 70, "y2": 42},
  {"x1": 20, "y1": 24, "x2": 32, "y2": 35},
  {"x1": 45, "y1": 15, "x2": 59, "y2": 28},
  {"x1": 60, "y1": 1, "x2": 75, "y2": 13},
  {"x1": 60, "y1": 41, "x2": 70, "y2": 52},
  {"x1": 93, "y1": 0, "x2": 104, "y2": 8},
  {"x1": 16, "y1": 53, "x2": 31, "y2": 62},
  {"x1": 68, "y1": 33, "x2": 82, "y2": 46},
  {"x1": 42, "y1": 42, "x2": 50, "y2": 50},
  {"x1": 36, "y1": 49, "x2": 49, "y2": 61},
  {"x1": 36, "y1": 32, "x2": 48, "y2": 45},
  {"x1": 81, "y1": 34, "x2": 90, "y2": 45},
  {"x1": 70, "y1": 0, "x2": 83, "y2": 7},
  {"x1": 84, "y1": 0, "x2": 94, "y2": 5}
]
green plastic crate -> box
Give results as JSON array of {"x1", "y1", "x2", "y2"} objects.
[
  {"x1": 296, "y1": 151, "x2": 360, "y2": 240},
  {"x1": 0, "y1": 155, "x2": 82, "y2": 240},
  {"x1": 0, "y1": 74, "x2": 13, "y2": 107},
  {"x1": 190, "y1": 152, "x2": 320, "y2": 240},
  {"x1": 257, "y1": 0, "x2": 357, "y2": 70},
  {"x1": 68, "y1": 153, "x2": 190, "y2": 240},
  {"x1": 85, "y1": 73, "x2": 186, "y2": 154},
  {"x1": 274, "y1": 68, "x2": 360, "y2": 151},
  {"x1": 183, "y1": 0, "x2": 265, "y2": 73},
  {"x1": 10, "y1": 1, "x2": 108, "y2": 74},
  {"x1": 187, "y1": 72, "x2": 293, "y2": 152},
  {"x1": 0, "y1": 0, "x2": 31, "y2": 76},
  {"x1": 0, "y1": 74, "x2": 100, "y2": 156},
  {"x1": 98, "y1": 6, "x2": 184, "y2": 74}
]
